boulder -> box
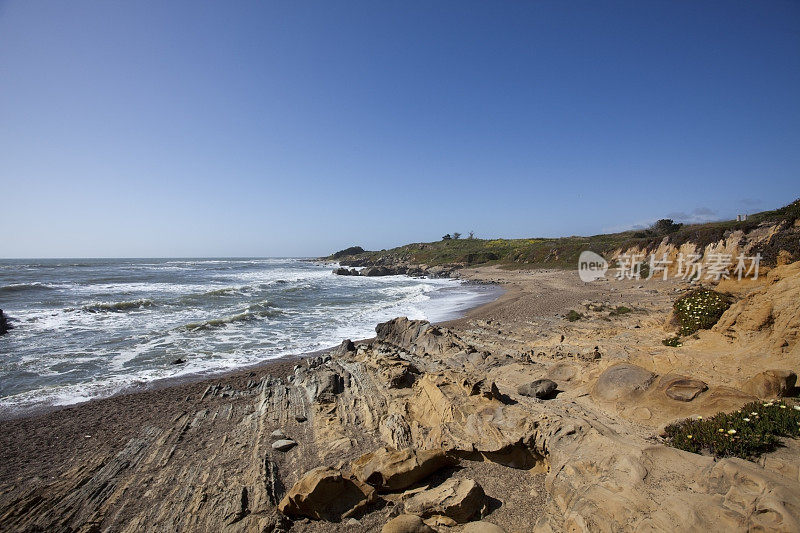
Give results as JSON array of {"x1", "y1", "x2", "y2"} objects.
[
  {"x1": 333, "y1": 267, "x2": 354, "y2": 276},
  {"x1": 742, "y1": 370, "x2": 797, "y2": 398},
  {"x1": 351, "y1": 447, "x2": 457, "y2": 491},
  {"x1": 517, "y1": 379, "x2": 557, "y2": 399},
  {"x1": 462, "y1": 522, "x2": 507, "y2": 533},
  {"x1": 592, "y1": 364, "x2": 656, "y2": 402},
  {"x1": 404, "y1": 478, "x2": 485, "y2": 523},
  {"x1": 270, "y1": 429, "x2": 286, "y2": 439},
  {"x1": 272, "y1": 439, "x2": 297, "y2": 452},
  {"x1": 662, "y1": 376, "x2": 708, "y2": 402},
  {"x1": 375, "y1": 318, "x2": 466, "y2": 356},
  {"x1": 362, "y1": 266, "x2": 392, "y2": 277},
  {"x1": 278, "y1": 466, "x2": 376, "y2": 520},
  {"x1": 334, "y1": 339, "x2": 355, "y2": 356},
  {"x1": 381, "y1": 514, "x2": 434, "y2": 533}
]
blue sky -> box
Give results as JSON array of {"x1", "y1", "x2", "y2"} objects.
[{"x1": 1, "y1": 1, "x2": 798, "y2": 258}]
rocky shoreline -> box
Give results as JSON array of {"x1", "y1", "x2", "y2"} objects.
[{"x1": 1, "y1": 264, "x2": 799, "y2": 532}]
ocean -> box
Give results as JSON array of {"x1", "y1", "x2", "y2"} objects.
[{"x1": 0, "y1": 258, "x2": 499, "y2": 414}]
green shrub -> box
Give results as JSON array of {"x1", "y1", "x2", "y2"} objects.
[
  {"x1": 664, "y1": 401, "x2": 800, "y2": 460},
  {"x1": 673, "y1": 289, "x2": 731, "y2": 335},
  {"x1": 566, "y1": 310, "x2": 583, "y2": 322},
  {"x1": 609, "y1": 306, "x2": 632, "y2": 316},
  {"x1": 662, "y1": 336, "x2": 682, "y2": 347}
]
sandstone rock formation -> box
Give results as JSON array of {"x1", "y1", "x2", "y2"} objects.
[
  {"x1": 592, "y1": 363, "x2": 656, "y2": 402},
  {"x1": 278, "y1": 466, "x2": 376, "y2": 521},
  {"x1": 351, "y1": 447, "x2": 456, "y2": 492},
  {"x1": 517, "y1": 379, "x2": 557, "y2": 399},
  {"x1": 661, "y1": 376, "x2": 708, "y2": 402},
  {"x1": 742, "y1": 369, "x2": 797, "y2": 398},
  {"x1": 403, "y1": 477, "x2": 486, "y2": 523},
  {"x1": 381, "y1": 514, "x2": 434, "y2": 533}
]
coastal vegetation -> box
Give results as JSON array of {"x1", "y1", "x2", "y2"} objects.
[
  {"x1": 329, "y1": 200, "x2": 800, "y2": 269},
  {"x1": 609, "y1": 305, "x2": 632, "y2": 316},
  {"x1": 673, "y1": 289, "x2": 731, "y2": 335},
  {"x1": 565, "y1": 310, "x2": 583, "y2": 322},
  {"x1": 664, "y1": 401, "x2": 800, "y2": 460},
  {"x1": 662, "y1": 336, "x2": 682, "y2": 347}
]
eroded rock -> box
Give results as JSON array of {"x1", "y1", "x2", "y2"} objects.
[
  {"x1": 661, "y1": 376, "x2": 709, "y2": 402},
  {"x1": 404, "y1": 478, "x2": 485, "y2": 523},
  {"x1": 381, "y1": 514, "x2": 435, "y2": 533},
  {"x1": 351, "y1": 447, "x2": 457, "y2": 492},
  {"x1": 278, "y1": 466, "x2": 376, "y2": 520},
  {"x1": 742, "y1": 369, "x2": 797, "y2": 398},
  {"x1": 462, "y1": 522, "x2": 507, "y2": 533},
  {"x1": 517, "y1": 379, "x2": 557, "y2": 399},
  {"x1": 592, "y1": 363, "x2": 656, "y2": 402}
]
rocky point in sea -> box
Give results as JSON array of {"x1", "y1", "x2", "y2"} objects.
[{"x1": 0, "y1": 309, "x2": 12, "y2": 335}]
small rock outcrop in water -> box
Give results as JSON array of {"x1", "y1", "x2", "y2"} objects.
[{"x1": 0, "y1": 309, "x2": 12, "y2": 336}]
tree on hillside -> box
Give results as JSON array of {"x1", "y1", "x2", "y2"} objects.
[
  {"x1": 453, "y1": 232, "x2": 461, "y2": 240},
  {"x1": 651, "y1": 219, "x2": 682, "y2": 235},
  {"x1": 468, "y1": 231, "x2": 475, "y2": 239},
  {"x1": 442, "y1": 234, "x2": 452, "y2": 240}
]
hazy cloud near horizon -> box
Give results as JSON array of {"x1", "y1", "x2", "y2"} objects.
[
  {"x1": 603, "y1": 207, "x2": 721, "y2": 234},
  {"x1": 665, "y1": 207, "x2": 720, "y2": 225}
]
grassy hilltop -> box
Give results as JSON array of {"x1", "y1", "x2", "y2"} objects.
[{"x1": 329, "y1": 200, "x2": 800, "y2": 269}]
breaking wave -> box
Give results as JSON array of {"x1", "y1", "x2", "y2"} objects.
[
  {"x1": 80, "y1": 299, "x2": 155, "y2": 313},
  {"x1": 180, "y1": 308, "x2": 282, "y2": 331},
  {"x1": 0, "y1": 282, "x2": 56, "y2": 295}
]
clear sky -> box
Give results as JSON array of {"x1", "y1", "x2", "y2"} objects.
[{"x1": 1, "y1": 1, "x2": 798, "y2": 258}]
